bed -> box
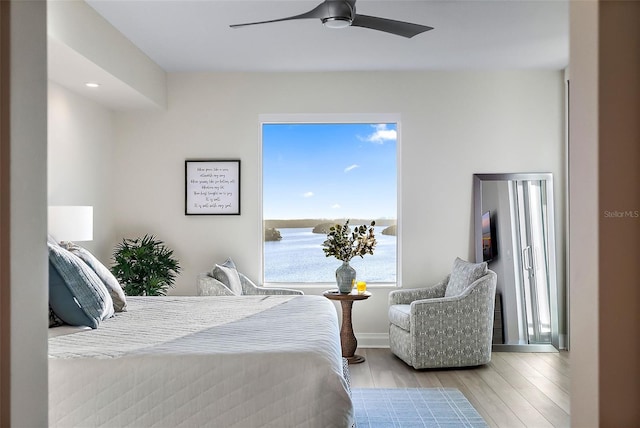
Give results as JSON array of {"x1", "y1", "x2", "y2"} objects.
[{"x1": 49, "y1": 295, "x2": 354, "y2": 427}]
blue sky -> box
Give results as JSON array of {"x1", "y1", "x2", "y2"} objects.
[{"x1": 263, "y1": 123, "x2": 397, "y2": 220}]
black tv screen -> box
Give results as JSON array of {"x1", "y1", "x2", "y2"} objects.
[{"x1": 482, "y1": 211, "x2": 495, "y2": 262}]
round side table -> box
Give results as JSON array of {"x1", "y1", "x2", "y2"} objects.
[{"x1": 323, "y1": 290, "x2": 371, "y2": 364}]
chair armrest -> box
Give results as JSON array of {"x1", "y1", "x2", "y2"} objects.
[
  {"x1": 238, "y1": 273, "x2": 304, "y2": 295},
  {"x1": 197, "y1": 273, "x2": 235, "y2": 296},
  {"x1": 409, "y1": 272, "x2": 497, "y2": 322},
  {"x1": 388, "y1": 275, "x2": 449, "y2": 305}
]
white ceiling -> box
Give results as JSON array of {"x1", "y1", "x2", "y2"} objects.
[{"x1": 84, "y1": 0, "x2": 569, "y2": 72}]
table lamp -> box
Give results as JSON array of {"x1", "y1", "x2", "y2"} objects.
[{"x1": 48, "y1": 206, "x2": 93, "y2": 244}]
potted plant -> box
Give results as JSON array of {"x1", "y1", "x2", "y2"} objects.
[
  {"x1": 322, "y1": 220, "x2": 376, "y2": 293},
  {"x1": 111, "y1": 234, "x2": 181, "y2": 296}
]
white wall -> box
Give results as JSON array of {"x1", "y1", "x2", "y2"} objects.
[
  {"x1": 48, "y1": 82, "x2": 115, "y2": 263},
  {"x1": 10, "y1": 1, "x2": 48, "y2": 425},
  {"x1": 568, "y1": 1, "x2": 599, "y2": 425},
  {"x1": 112, "y1": 71, "x2": 565, "y2": 342}
]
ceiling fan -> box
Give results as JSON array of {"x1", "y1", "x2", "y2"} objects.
[{"x1": 229, "y1": 0, "x2": 433, "y2": 39}]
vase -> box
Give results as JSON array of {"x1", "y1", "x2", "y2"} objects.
[{"x1": 336, "y1": 261, "x2": 356, "y2": 293}]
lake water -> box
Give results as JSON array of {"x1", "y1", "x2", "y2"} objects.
[{"x1": 264, "y1": 227, "x2": 397, "y2": 283}]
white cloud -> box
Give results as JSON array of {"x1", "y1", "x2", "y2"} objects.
[
  {"x1": 331, "y1": 204, "x2": 341, "y2": 209},
  {"x1": 302, "y1": 191, "x2": 314, "y2": 198},
  {"x1": 344, "y1": 164, "x2": 359, "y2": 173},
  {"x1": 363, "y1": 123, "x2": 397, "y2": 144}
]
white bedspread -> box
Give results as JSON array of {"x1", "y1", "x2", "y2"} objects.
[{"x1": 49, "y1": 295, "x2": 353, "y2": 428}]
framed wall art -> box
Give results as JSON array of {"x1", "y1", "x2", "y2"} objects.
[{"x1": 185, "y1": 159, "x2": 241, "y2": 215}]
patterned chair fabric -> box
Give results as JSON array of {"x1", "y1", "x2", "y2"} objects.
[
  {"x1": 197, "y1": 272, "x2": 303, "y2": 296},
  {"x1": 388, "y1": 269, "x2": 497, "y2": 369}
]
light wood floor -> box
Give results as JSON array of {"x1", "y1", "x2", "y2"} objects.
[{"x1": 349, "y1": 348, "x2": 570, "y2": 428}]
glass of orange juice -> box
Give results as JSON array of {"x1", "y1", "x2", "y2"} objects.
[{"x1": 356, "y1": 281, "x2": 367, "y2": 294}]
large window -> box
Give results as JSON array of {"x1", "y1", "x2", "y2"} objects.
[{"x1": 262, "y1": 120, "x2": 398, "y2": 284}]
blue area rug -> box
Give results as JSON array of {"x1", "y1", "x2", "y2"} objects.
[{"x1": 352, "y1": 388, "x2": 487, "y2": 428}]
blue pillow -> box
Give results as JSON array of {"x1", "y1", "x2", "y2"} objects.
[
  {"x1": 48, "y1": 244, "x2": 114, "y2": 329},
  {"x1": 64, "y1": 243, "x2": 128, "y2": 312}
]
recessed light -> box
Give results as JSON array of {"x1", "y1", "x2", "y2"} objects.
[{"x1": 85, "y1": 82, "x2": 100, "y2": 88}]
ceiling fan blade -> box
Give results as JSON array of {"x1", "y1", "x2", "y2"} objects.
[
  {"x1": 351, "y1": 14, "x2": 433, "y2": 38},
  {"x1": 230, "y1": 3, "x2": 326, "y2": 29}
]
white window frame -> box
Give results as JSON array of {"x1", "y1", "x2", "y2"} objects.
[{"x1": 258, "y1": 113, "x2": 402, "y2": 288}]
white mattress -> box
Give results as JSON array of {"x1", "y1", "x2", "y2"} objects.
[{"x1": 49, "y1": 295, "x2": 353, "y2": 427}]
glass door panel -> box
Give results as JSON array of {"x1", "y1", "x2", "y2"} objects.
[{"x1": 514, "y1": 180, "x2": 552, "y2": 344}]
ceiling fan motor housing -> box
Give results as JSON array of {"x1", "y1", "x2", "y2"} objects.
[{"x1": 322, "y1": 1, "x2": 355, "y2": 28}]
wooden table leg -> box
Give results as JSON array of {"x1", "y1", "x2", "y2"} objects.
[{"x1": 340, "y1": 300, "x2": 365, "y2": 364}]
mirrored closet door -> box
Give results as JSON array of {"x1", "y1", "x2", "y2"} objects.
[{"x1": 473, "y1": 173, "x2": 559, "y2": 352}]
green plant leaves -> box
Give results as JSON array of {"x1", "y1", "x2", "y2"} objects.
[
  {"x1": 321, "y1": 219, "x2": 377, "y2": 262},
  {"x1": 111, "y1": 234, "x2": 181, "y2": 296}
]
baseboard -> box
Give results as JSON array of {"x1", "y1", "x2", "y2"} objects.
[
  {"x1": 354, "y1": 333, "x2": 568, "y2": 351},
  {"x1": 355, "y1": 333, "x2": 389, "y2": 348},
  {"x1": 492, "y1": 343, "x2": 559, "y2": 352},
  {"x1": 559, "y1": 334, "x2": 568, "y2": 350}
]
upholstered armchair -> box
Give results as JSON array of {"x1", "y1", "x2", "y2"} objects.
[
  {"x1": 197, "y1": 257, "x2": 303, "y2": 296},
  {"x1": 197, "y1": 272, "x2": 303, "y2": 296},
  {"x1": 388, "y1": 258, "x2": 497, "y2": 369}
]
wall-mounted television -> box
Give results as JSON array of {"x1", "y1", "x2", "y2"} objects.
[{"x1": 482, "y1": 210, "x2": 496, "y2": 262}]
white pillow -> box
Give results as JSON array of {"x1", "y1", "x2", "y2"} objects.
[{"x1": 211, "y1": 262, "x2": 243, "y2": 295}]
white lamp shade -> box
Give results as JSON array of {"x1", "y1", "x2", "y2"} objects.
[{"x1": 48, "y1": 206, "x2": 93, "y2": 242}]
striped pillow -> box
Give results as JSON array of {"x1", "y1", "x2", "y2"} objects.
[{"x1": 64, "y1": 243, "x2": 127, "y2": 312}]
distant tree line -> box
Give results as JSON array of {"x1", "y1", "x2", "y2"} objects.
[
  {"x1": 264, "y1": 218, "x2": 396, "y2": 229},
  {"x1": 264, "y1": 220, "x2": 397, "y2": 241}
]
